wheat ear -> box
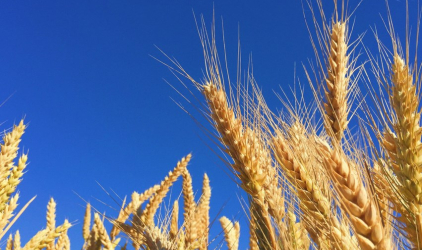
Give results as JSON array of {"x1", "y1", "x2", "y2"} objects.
[
  {"x1": 85, "y1": 223, "x2": 100, "y2": 250},
  {"x1": 38, "y1": 220, "x2": 71, "y2": 249},
  {"x1": 381, "y1": 53, "x2": 422, "y2": 248},
  {"x1": 23, "y1": 229, "x2": 48, "y2": 250},
  {"x1": 169, "y1": 200, "x2": 179, "y2": 241},
  {"x1": 6, "y1": 233, "x2": 13, "y2": 250},
  {"x1": 0, "y1": 154, "x2": 27, "y2": 213},
  {"x1": 94, "y1": 213, "x2": 114, "y2": 250},
  {"x1": 110, "y1": 185, "x2": 158, "y2": 239},
  {"x1": 181, "y1": 168, "x2": 196, "y2": 246},
  {"x1": 324, "y1": 22, "x2": 350, "y2": 142},
  {"x1": 271, "y1": 124, "x2": 355, "y2": 249},
  {"x1": 219, "y1": 216, "x2": 240, "y2": 250},
  {"x1": 83, "y1": 203, "x2": 91, "y2": 242},
  {"x1": 0, "y1": 193, "x2": 19, "y2": 236},
  {"x1": 55, "y1": 226, "x2": 70, "y2": 250},
  {"x1": 0, "y1": 120, "x2": 25, "y2": 182},
  {"x1": 14, "y1": 231, "x2": 21, "y2": 250},
  {"x1": 46, "y1": 198, "x2": 56, "y2": 250},
  {"x1": 195, "y1": 173, "x2": 211, "y2": 250},
  {"x1": 319, "y1": 143, "x2": 389, "y2": 250},
  {"x1": 386, "y1": 54, "x2": 422, "y2": 203},
  {"x1": 202, "y1": 82, "x2": 277, "y2": 249},
  {"x1": 141, "y1": 154, "x2": 191, "y2": 228},
  {"x1": 272, "y1": 129, "x2": 330, "y2": 244}
]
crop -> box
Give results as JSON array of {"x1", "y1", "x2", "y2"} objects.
[{"x1": 3, "y1": 0, "x2": 422, "y2": 249}]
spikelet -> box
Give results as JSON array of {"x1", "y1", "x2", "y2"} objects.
[
  {"x1": 324, "y1": 22, "x2": 350, "y2": 142},
  {"x1": 219, "y1": 216, "x2": 240, "y2": 250}
]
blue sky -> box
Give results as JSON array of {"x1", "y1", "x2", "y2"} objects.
[{"x1": 0, "y1": 0, "x2": 412, "y2": 249}]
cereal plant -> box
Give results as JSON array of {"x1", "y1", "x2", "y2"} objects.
[{"x1": 3, "y1": 0, "x2": 422, "y2": 249}]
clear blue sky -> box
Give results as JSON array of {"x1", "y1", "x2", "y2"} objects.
[{"x1": 0, "y1": 0, "x2": 411, "y2": 249}]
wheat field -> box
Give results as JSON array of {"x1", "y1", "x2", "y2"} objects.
[{"x1": 2, "y1": 0, "x2": 422, "y2": 249}]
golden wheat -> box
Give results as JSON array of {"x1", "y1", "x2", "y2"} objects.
[{"x1": 6, "y1": 1, "x2": 422, "y2": 250}]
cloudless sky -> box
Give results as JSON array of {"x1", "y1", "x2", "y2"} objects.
[{"x1": 0, "y1": 0, "x2": 414, "y2": 249}]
